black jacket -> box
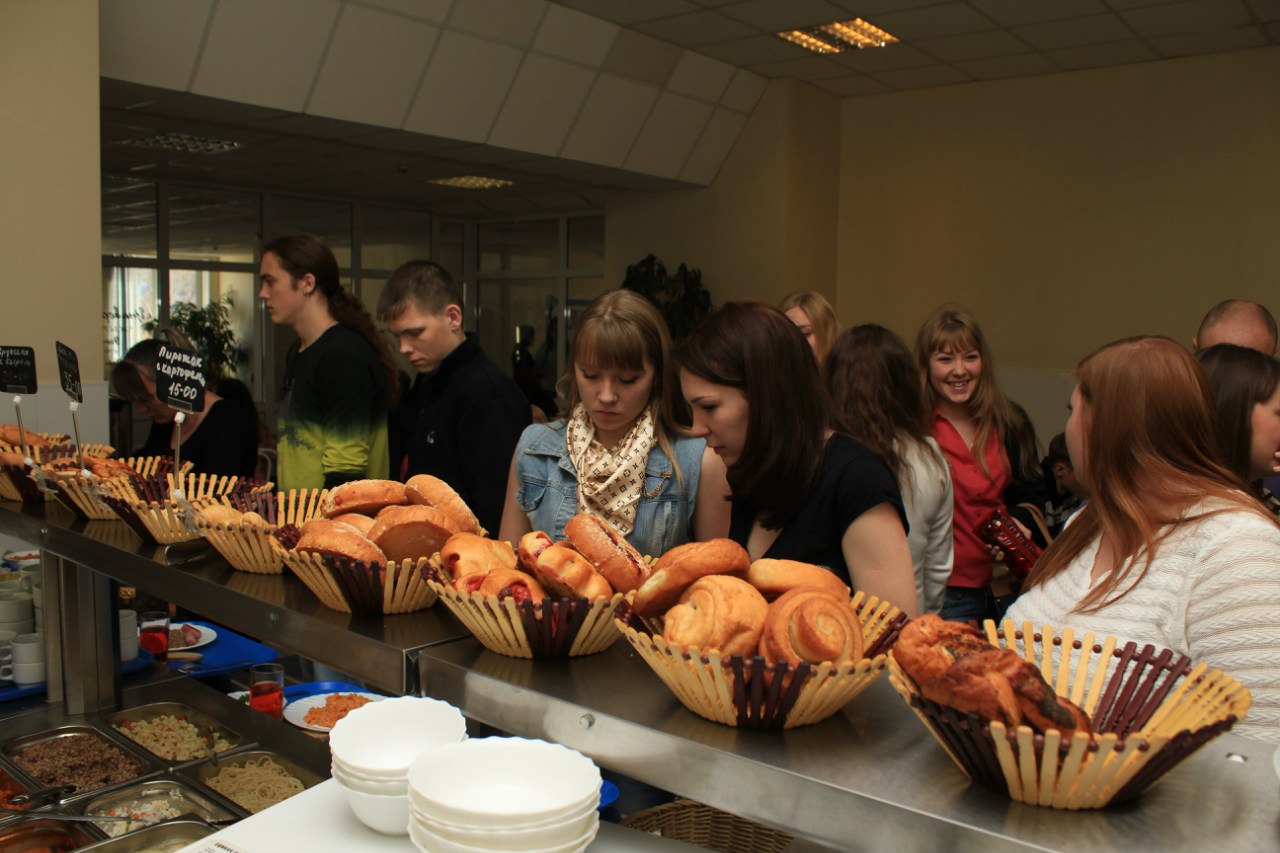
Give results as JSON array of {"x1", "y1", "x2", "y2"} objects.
[{"x1": 390, "y1": 334, "x2": 531, "y2": 534}]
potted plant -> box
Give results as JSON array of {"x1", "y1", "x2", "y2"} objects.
[
  {"x1": 622, "y1": 254, "x2": 711, "y2": 343},
  {"x1": 144, "y1": 295, "x2": 247, "y2": 382}
]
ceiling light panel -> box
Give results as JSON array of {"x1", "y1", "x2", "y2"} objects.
[{"x1": 778, "y1": 18, "x2": 899, "y2": 54}]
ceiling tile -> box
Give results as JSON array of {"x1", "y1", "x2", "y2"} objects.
[
  {"x1": 917, "y1": 29, "x2": 1031, "y2": 61},
  {"x1": 100, "y1": 79, "x2": 184, "y2": 110},
  {"x1": 308, "y1": 5, "x2": 438, "y2": 127},
  {"x1": 448, "y1": 0, "x2": 548, "y2": 45},
  {"x1": 1013, "y1": 13, "x2": 1135, "y2": 50},
  {"x1": 720, "y1": 69, "x2": 768, "y2": 111},
  {"x1": 624, "y1": 92, "x2": 715, "y2": 178},
  {"x1": 634, "y1": 11, "x2": 756, "y2": 46},
  {"x1": 719, "y1": 0, "x2": 852, "y2": 31},
  {"x1": 679, "y1": 107, "x2": 747, "y2": 184},
  {"x1": 138, "y1": 92, "x2": 292, "y2": 125},
  {"x1": 1120, "y1": 0, "x2": 1253, "y2": 37},
  {"x1": 696, "y1": 34, "x2": 809, "y2": 65},
  {"x1": 100, "y1": 0, "x2": 214, "y2": 90},
  {"x1": 871, "y1": 63, "x2": 972, "y2": 89},
  {"x1": 667, "y1": 51, "x2": 737, "y2": 100},
  {"x1": 830, "y1": 43, "x2": 936, "y2": 71},
  {"x1": 254, "y1": 113, "x2": 380, "y2": 139},
  {"x1": 811, "y1": 74, "x2": 893, "y2": 95},
  {"x1": 749, "y1": 56, "x2": 848, "y2": 79},
  {"x1": 969, "y1": 0, "x2": 1107, "y2": 26},
  {"x1": 872, "y1": 2, "x2": 1000, "y2": 39},
  {"x1": 826, "y1": 0, "x2": 947, "y2": 12},
  {"x1": 1148, "y1": 25, "x2": 1269, "y2": 56},
  {"x1": 358, "y1": 0, "x2": 454, "y2": 23},
  {"x1": 527, "y1": 190, "x2": 600, "y2": 210},
  {"x1": 405, "y1": 31, "x2": 523, "y2": 142},
  {"x1": 561, "y1": 75, "x2": 661, "y2": 166},
  {"x1": 953, "y1": 51, "x2": 1062, "y2": 79},
  {"x1": 553, "y1": 0, "x2": 699, "y2": 23},
  {"x1": 1251, "y1": 0, "x2": 1280, "y2": 21},
  {"x1": 601, "y1": 29, "x2": 684, "y2": 85},
  {"x1": 1045, "y1": 38, "x2": 1160, "y2": 69},
  {"x1": 488, "y1": 55, "x2": 597, "y2": 155},
  {"x1": 482, "y1": 195, "x2": 541, "y2": 213},
  {"x1": 534, "y1": 3, "x2": 621, "y2": 66}
]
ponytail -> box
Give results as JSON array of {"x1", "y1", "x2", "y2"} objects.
[{"x1": 328, "y1": 288, "x2": 401, "y2": 409}]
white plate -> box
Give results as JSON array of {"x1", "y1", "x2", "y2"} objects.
[
  {"x1": 140, "y1": 622, "x2": 218, "y2": 651},
  {"x1": 283, "y1": 692, "x2": 385, "y2": 732}
]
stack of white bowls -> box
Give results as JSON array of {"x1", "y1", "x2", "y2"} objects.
[
  {"x1": 406, "y1": 738, "x2": 602, "y2": 853},
  {"x1": 328, "y1": 696, "x2": 467, "y2": 835}
]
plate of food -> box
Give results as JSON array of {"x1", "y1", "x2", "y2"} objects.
[
  {"x1": 283, "y1": 692, "x2": 385, "y2": 732},
  {"x1": 169, "y1": 622, "x2": 217, "y2": 651}
]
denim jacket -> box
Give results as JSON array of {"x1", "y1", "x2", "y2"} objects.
[{"x1": 513, "y1": 421, "x2": 704, "y2": 558}]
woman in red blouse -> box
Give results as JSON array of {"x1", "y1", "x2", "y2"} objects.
[{"x1": 915, "y1": 307, "x2": 1044, "y2": 622}]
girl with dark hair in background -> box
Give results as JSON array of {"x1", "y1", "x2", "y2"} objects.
[
  {"x1": 677, "y1": 301, "x2": 918, "y2": 617},
  {"x1": 110, "y1": 327, "x2": 258, "y2": 477},
  {"x1": 1196, "y1": 343, "x2": 1280, "y2": 512},
  {"x1": 259, "y1": 233, "x2": 398, "y2": 490},
  {"x1": 826, "y1": 324, "x2": 953, "y2": 614}
]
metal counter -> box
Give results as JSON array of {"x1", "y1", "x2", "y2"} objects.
[{"x1": 415, "y1": 639, "x2": 1280, "y2": 853}]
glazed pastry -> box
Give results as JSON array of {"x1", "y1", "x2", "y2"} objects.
[
  {"x1": 632, "y1": 539, "x2": 751, "y2": 617},
  {"x1": 745, "y1": 559, "x2": 851, "y2": 602},
  {"x1": 405, "y1": 474, "x2": 484, "y2": 535},
  {"x1": 478, "y1": 567, "x2": 545, "y2": 604},
  {"x1": 366, "y1": 504, "x2": 458, "y2": 563},
  {"x1": 529, "y1": 543, "x2": 613, "y2": 600},
  {"x1": 517, "y1": 530, "x2": 554, "y2": 573},
  {"x1": 439, "y1": 532, "x2": 516, "y2": 582},
  {"x1": 321, "y1": 479, "x2": 408, "y2": 518},
  {"x1": 564, "y1": 514, "x2": 650, "y2": 593},
  {"x1": 758, "y1": 587, "x2": 864, "y2": 668},
  {"x1": 0, "y1": 425, "x2": 46, "y2": 448},
  {"x1": 662, "y1": 575, "x2": 767, "y2": 658}
]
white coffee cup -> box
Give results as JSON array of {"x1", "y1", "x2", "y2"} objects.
[
  {"x1": 118, "y1": 610, "x2": 139, "y2": 661},
  {"x1": 11, "y1": 660, "x2": 45, "y2": 685},
  {"x1": 0, "y1": 580, "x2": 23, "y2": 592},
  {"x1": 0, "y1": 592, "x2": 32, "y2": 622},
  {"x1": 19, "y1": 565, "x2": 41, "y2": 590},
  {"x1": 11, "y1": 632, "x2": 43, "y2": 665}
]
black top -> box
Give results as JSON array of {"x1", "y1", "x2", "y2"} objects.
[
  {"x1": 390, "y1": 334, "x2": 532, "y2": 535},
  {"x1": 729, "y1": 433, "x2": 907, "y2": 585},
  {"x1": 137, "y1": 398, "x2": 258, "y2": 478}
]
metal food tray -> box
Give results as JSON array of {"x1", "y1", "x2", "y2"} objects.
[
  {"x1": 105, "y1": 703, "x2": 245, "y2": 765},
  {"x1": 0, "y1": 815, "x2": 103, "y2": 849},
  {"x1": 183, "y1": 750, "x2": 323, "y2": 815},
  {"x1": 77, "y1": 818, "x2": 216, "y2": 853},
  {"x1": 1, "y1": 725, "x2": 161, "y2": 798},
  {"x1": 77, "y1": 777, "x2": 239, "y2": 838}
]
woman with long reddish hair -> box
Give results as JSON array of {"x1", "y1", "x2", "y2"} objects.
[{"x1": 1008, "y1": 336, "x2": 1280, "y2": 743}]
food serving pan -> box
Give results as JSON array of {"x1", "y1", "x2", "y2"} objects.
[
  {"x1": 104, "y1": 704, "x2": 244, "y2": 766},
  {"x1": 182, "y1": 750, "x2": 322, "y2": 816},
  {"x1": 76, "y1": 818, "x2": 216, "y2": 852},
  {"x1": 0, "y1": 815, "x2": 103, "y2": 850},
  {"x1": 2, "y1": 726, "x2": 160, "y2": 798},
  {"x1": 76, "y1": 777, "x2": 238, "y2": 838}
]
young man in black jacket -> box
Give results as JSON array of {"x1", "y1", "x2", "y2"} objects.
[{"x1": 377, "y1": 261, "x2": 531, "y2": 535}]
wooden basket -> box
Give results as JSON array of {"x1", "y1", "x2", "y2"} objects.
[
  {"x1": 43, "y1": 456, "x2": 188, "y2": 521},
  {"x1": 193, "y1": 489, "x2": 327, "y2": 574},
  {"x1": 886, "y1": 619, "x2": 1251, "y2": 809},
  {"x1": 101, "y1": 472, "x2": 248, "y2": 544},
  {"x1": 425, "y1": 564, "x2": 624, "y2": 659},
  {"x1": 279, "y1": 547, "x2": 436, "y2": 615},
  {"x1": 0, "y1": 463, "x2": 46, "y2": 503},
  {"x1": 621, "y1": 800, "x2": 792, "y2": 853},
  {"x1": 615, "y1": 592, "x2": 905, "y2": 729}
]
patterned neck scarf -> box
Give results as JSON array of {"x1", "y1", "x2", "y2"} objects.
[{"x1": 566, "y1": 403, "x2": 655, "y2": 536}]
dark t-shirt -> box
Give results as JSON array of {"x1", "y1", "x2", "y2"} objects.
[
  {"x1": 729, "y1": 433, "x2": 907, "y2": 585},
  {"x1": 137, "y1": 398, "x2": 258, "y2": 478}
]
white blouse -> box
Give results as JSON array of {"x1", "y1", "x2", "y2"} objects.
[{"x1": 898, "y1": 436, "x2": 953, "y2": 615}]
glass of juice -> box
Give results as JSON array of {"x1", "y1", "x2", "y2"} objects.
[
  {"x1": 138, "y1": 611, "x2": 170, "y2": 663},
  {"x1": 249, "y1": 663, "x2": 285, "y2": 719}
]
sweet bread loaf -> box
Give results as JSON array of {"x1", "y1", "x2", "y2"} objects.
[
  {"x1": 745, "y1": 559, "x2": 851, "y2": 602},
  {"x1": 565, "y1": 514, "x2": 650, "y2": 593},
  {"x1": 758, "y1": 587, "x2": 863, "y2": 668},
  {"x1": 405, "y1": 474, "x2": 484, "y2": 535},
  {"x1": 330, "y1": 512, "x2": 376, "y2": 537},
  {"x1": 296, "y1": 518, "x2": 386, "y2": 566},
  {"x1": 321, "y1": 479, "x2": 407, "y2": 518},
  {"x1": 662, "y1": 575, "x2": 767, "y2": 657},
  {"x1": 439, "y1": 532, "x2": 516, "y2": 582},
  {"x1": 366, "y1": 505, "x2": 458, "y2": 563},
  {"x1": 477, "y1": 567, "x2": 545, "y2": 604},
  {"x1": 529, "y1": 543, "x2": 613, "y2": 600},
  {"x1": 632, "y1": 539, "x2": 750, "y2": 617}
]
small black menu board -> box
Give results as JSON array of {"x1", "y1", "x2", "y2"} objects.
[
  {"x1": 0, "y1": 346, "x2": 37, "y2": 394},
  {"x1": 55, "y1": 341, "x2": 83, "y2": 403},
  {"x1": 155, "y1": 344, "x2": 206, "y2": 413}
]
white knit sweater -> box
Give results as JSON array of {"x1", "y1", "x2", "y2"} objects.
[
  {"x1": 898, "y1": 437, "x2": 953, "y2": 614},
  {"x1": 1007, "y1": 500, "x2": 1280, "y2": 744}
]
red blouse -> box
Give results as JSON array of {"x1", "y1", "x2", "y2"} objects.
[{"x1": 931, "y1": 411, "x2": 1009, "y2": 588}]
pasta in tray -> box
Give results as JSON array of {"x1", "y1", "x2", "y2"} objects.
[
  {"x1": 204, "y1": 756, "x2": 305, "y2": 813},
  {"x1": 114, "y1": 714, "x2": 232, "y2": 760}
]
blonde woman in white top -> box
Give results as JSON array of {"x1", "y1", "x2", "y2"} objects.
[
  {"x1": 1009, "y1": 336, "x2": 1280, "y2": 744},
  {"x1": 826, "y1": 325, "x2": 954, "y2": 614}
]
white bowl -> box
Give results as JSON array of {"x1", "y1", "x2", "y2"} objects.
[
  {"x1": 415, "y1": 804, "x2": 598, "y2": 850},
  {"x1": 340, "y1": 782, "x2": 410, "y2": 836},
  {"x1": 332, "y1": 764, "x2": 407, "y2": 796},
  {"x1": 406, "y1": 738, "x2": 601, "y2": 827},
  {"x1": 408, "y1": 788, "x2": 597, "y2": 832},
  {"x1": 330, "y1": 696, "x2": 467, "y2": 776},
  {"x1": 331, "y1": 758, "x2": 407, "y2": 784},
  {"x1": 409, "y1": 817, "x2": 597, "y2": 853}
]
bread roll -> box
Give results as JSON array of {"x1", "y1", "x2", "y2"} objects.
[
  {"x1": 517, "y1": 530, "x2": 554, "y2": 572},
  {"x1": 0, "y1": 425, "x2": 46, "y2": 447},
  {"x1": 0, "y1": 450, "x2": 26, "y2": 467},
  {"x1": 405, "y1": 474, "x2": 484, "y2": 535},
  {"x1": 662, "y1": 575, "x2": 767, "y2": 657},
  {"x1": 330, "y1": 512, "x2": 376, "y2": 537},
  {"x1": 632, "y1": 539, "x2": 750, "y2": 617},
  {"x1": 198, "y1": 503, "x2": 243, "y2": 527},
  {"x1": 439, "y1": 532, "x2": 516, "y2": 582},
  {"x1": 477, "y1": 567, "x2": 545, "y2": 604},
  {"x1": 745, "y1": 559, "x2": 851, "y2": 602},
  {"x1": 529, "y1": 543, "x2": 613, "y2": 600},
  {"x1": 296, "y1": 518, "x2": 386, "y2": 566},
  {"x1": 758, "y1": 587, "x2": 863, "y2": 668},
  {"x1": 321, "y1": 479, "x2": 407, "y2": 518},
  {"x1": 366, "y1": 505, "x2": 458, "y2": 563},
  {"x1": 565, "y1": 514, "x2": 650, "y2": 593},
  {"x1": 240, "y1": 511, "x2": 272, "y2": 528}
]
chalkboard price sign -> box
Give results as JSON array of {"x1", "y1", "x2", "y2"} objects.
[
  {"x1": 55, "y1": 341, "x2": 83, "y2": 403},
  {"x1": 155, "y1": 344, "x2": 206, "y2": 414},
  {"x1": 0, "y1": 346, "x2": 37, "y2": 394}
]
